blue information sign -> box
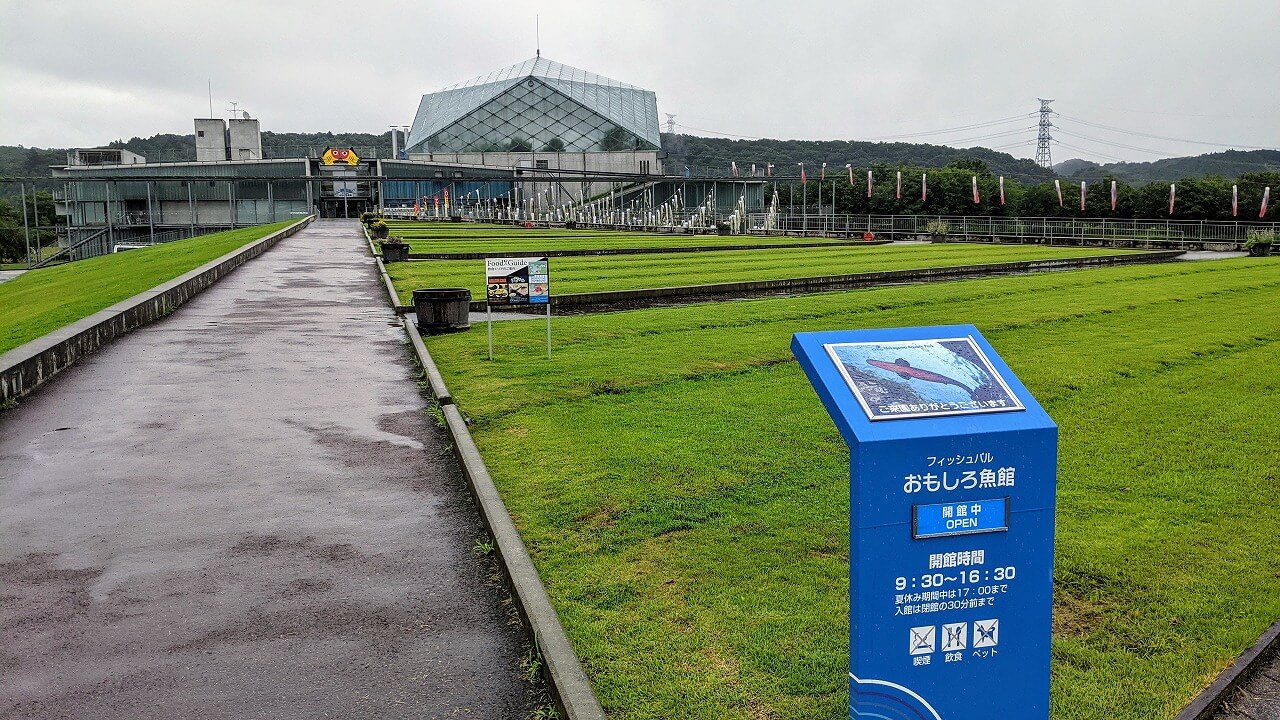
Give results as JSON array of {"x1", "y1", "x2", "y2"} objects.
[{"x1": 792, "y1": 325, "x2": 1057, "y2": 720}]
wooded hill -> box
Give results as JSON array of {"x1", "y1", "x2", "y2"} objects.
[
  {"x1": 1054, "y1": 149, "x2": 1280, "y2": 184},
  {"x1": 660, "y1": 133, "x2": 1057, "y2": 184},
  {"x1": 3, "y1": 131, "x2": 1276, "y2": 199}
]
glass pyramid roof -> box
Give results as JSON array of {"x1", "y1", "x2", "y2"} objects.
[{"x1": 407, "y1": 56, "x2": 660, "y2": 152}]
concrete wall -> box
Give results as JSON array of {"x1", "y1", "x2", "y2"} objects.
[
  {"x1": 195, "y1": 118, "x2": 228, "y2": 161},
  {"x1": 1, "y1": 217, "x2": 313, "y2": 404},
  {"x1": 228, "y1": 118, "x2": 262, "y2": 161}
]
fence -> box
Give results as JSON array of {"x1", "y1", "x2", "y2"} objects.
[
  {"x1": 749, "y1": 214, "x2": 1278, "y2": 248},
  {"x1": 374, "y1": 208, "x2": 1276, "y2": 249}
]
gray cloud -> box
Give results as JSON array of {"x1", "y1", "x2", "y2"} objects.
[{"x1": 1, "y1": 0, "x2": 1276, "y2": 163}]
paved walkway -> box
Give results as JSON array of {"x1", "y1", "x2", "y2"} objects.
[
  {"x1": 0, "y1": 220, "x2": 542, "y2": 719},
  {"x1": 0, "y1": 269, "x2": 26, "y2": 284},
  {"x1": 1211, "y1": 648, "x2": 1280, "y2": 720}
]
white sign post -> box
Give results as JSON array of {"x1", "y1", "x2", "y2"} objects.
[{"x1": 484, "y1": 256, "x2": 551, "y2": 360}]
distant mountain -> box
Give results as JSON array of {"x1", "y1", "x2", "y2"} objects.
[
  {"x1": 1055, "y1": 149, "x2": 1280, "y2": 183},
  {"x1": 1053, "y1": 158, "x2": 1099, "y2": 176},
  {"x1": 661, "y1": 133, "x2": 1058, "y2": 184}
]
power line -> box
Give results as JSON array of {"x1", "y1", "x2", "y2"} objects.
[
  {"x1": 1052, "y1": 140, "x2": 1125, "y2": 163},
  {"x1": 1054, "y1": 129, "x2": 1178, "y2": 157},
  {"x1": 671, "y1": 113, "x2": 1038, "y2": 144},
  {"x1": 1071, "y1": 103, "x2": 1267, "y2": 121},
  {"x1": 862, "y1": 113, "x2": 1036, "y2": 141},
  {"x1": 671, "y1": 123, "x2": 760, "y2": 140},
  {"x1": 944, "y1": 126, "x2": 1037, "y2": 147},
  {"x1": 1055, "y1": 113, "x2": 1279, "y2": 151},
  {"x1": 990, "y1": 140, "x2": 1036, "y2": 151}
]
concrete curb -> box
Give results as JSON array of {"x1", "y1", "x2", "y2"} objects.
[
  {"x1": 442, "y1": 403, "x2": 606, "y2": 720},
  {"x1": 407, "y1": 239, "x2": 890, "y2": 259},
  {"x1": 372, "y1": 251, "x2": 454, "y2": 405},
  {"x1": 1175, "y1": 619, "x2": 1280, "y2": 720},
  {"x1": 401, "y1": 320, "x2": 453, "y2": 406},
  {"x1": 471, "y1": 249, "x2": 1185, "y2": 312},
  {"x1": 1, "y1": 216, "x2": 313, "y2": 403},
  {"x1": 364, "y1": 222, "x2": 605, "y2": 720}
]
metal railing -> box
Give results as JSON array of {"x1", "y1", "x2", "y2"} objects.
[
  {"x1": 374, "y1": 209, "x2": 1276, "y2": 248},
  {"x1": 748, "y1": 214, "x2": 1278, "y2": 248}
]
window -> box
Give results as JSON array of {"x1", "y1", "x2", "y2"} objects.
[
  {"x1": 640, "y1": 160, "x2": 650, "y2": 175},
  {"x1": 536, "y1": 160, "x2": 549, "y2": 169},
  {"x1": 197, "y1": 130, "x2": 205, "y2": 138}
]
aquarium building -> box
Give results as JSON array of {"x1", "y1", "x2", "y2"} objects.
[{"x1": 404, "y1": 54, "x2": 663, "y2": 177}]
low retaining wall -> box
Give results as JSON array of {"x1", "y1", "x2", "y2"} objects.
[
  {"x1": 1176, "y1": 619, "x2": 1280, "y2": 720},
  {"x1": 365, "y1": 224, "x2": 605, "y2": 720},
  {"x1": 1, "y1": 216, "x2": 313, "y2": 403},
  {"x1": 473, "y1": 250, "x2": 1185, "y2": 312},
  {"x1": 407, "y1": 239, "x2": 889, "y2": 260}
]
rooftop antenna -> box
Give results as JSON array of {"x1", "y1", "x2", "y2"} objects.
[
  {"x1": 207, "y1": 79, "x2": 213, "y2": 118},
  {"x1": 227, "y1": 101, "x2": 239, "y2": 120},
  {"x1": 536, "y1": 15, "x2": 540, "y2": 57}
]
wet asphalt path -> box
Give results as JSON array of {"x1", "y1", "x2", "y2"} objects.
[
  {"x1": 1210, "y1": 648, "x2": 1280, "y2": 720},
  {"x1": 0, "y1": 220, "x2": 543, "y2": 719}
]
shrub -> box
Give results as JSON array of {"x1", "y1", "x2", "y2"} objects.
[
  {"x1": 1245, "y1": 229, "x2": 1274, "y2": 256},
  {"x1": 1244, "y1": 230, "x2": 1274, "y2": 248},
  {"x1": 369, "y1": 219, "x2": 389, "y2": 238},
  {"x1": 925, "y1": 219, "x2": 951, "y2": 236}
]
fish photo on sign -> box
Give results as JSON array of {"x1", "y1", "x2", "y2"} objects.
[{"x1": 824, "y1": 337, "x2": 1024, "y2": 420}]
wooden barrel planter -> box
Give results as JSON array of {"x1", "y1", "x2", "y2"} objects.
[{"x1": 413, "y1": 288, "x2": 471, "y2": 334}]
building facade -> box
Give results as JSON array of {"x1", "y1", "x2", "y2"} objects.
[
  {"x1": 403, "y1": 54, "x2": 662, "y2": 198},
  {"x1": 49, "y1": 56, "x2": 761, "y2": 258}
]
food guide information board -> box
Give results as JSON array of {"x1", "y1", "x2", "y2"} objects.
[
  {"x1": 485, "y1": 256, "x2": 549, "y2": 306},
  {"x1": 791, "y1": 325, "x2": 1057, "y2": 720},
  {"x1": 484, "y1": 256, "x2": 553, "y2": 360}
]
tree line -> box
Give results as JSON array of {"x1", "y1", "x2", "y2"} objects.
[
  {"x1": 0, "y1": 191, "x2": 56, "y2": 263},
  {"x1": 662, "y1": 134, "x2": 1058, "y2": 184}
]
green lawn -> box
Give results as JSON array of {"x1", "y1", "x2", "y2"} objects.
[
  {"x1": 386, "y1": 243, "x2": 1137, "y2": 302},
  {"x1": 384, "y1": 221, "x2": 863, "y2": 253},
  {"x1": 419, "y1": 258, "x2": 1280, "y2": 720},
  {"x1": 0, "y1": 219, "x2": 298, "y2": 354}
]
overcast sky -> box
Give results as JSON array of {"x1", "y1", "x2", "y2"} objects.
[{"x1": 1, "y1": 0, "x2": 1275, "y2": 163}]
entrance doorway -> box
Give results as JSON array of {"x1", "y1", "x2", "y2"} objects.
[{"x1": 319, "y1": 199, "x2": 370, "y2": 218}]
